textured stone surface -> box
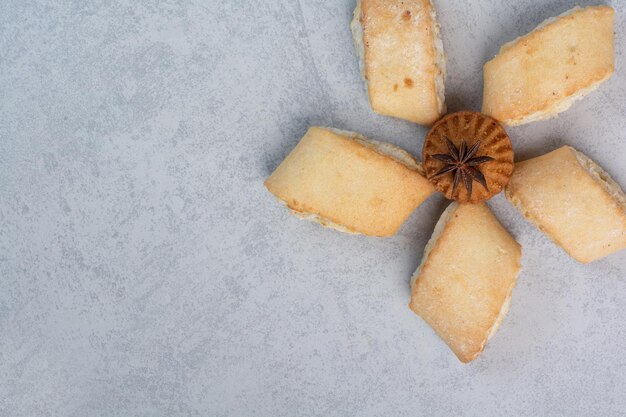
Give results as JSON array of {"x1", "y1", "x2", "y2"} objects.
[{"x1": 1, "y1": 0, "x2": 625, "y2": 416}]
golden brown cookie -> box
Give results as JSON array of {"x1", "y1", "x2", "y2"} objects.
[
  {"x1": 505, "y1": 146, "x2": 626, "y2": 263},
  {"x1": 265, "y1": 127, "x2": 435, "y2": 237},
  {"x1": 482, "y1": 6, "x2": 615, "y2": 126},
  {"x1": 409, "y1": 202, "x2": 522, "y2": 363},
  {"x1": 422, "y1": 111, "x2": 514, "y2": 203},
  {"x1": 351, "y1": 0, "x2": 446, "y2": 125}
]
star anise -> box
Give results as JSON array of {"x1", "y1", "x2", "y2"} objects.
[{"x1": 430, "y1": 138, "x2": 495, "y2": 198}]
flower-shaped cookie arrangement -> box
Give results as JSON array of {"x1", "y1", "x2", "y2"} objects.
[{"x1": 265, "y1": 1, "x2": 625, "y2": 362}]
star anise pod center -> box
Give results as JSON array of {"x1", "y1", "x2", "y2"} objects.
[{"x1": 430, "y1": 137, "x2": 495, "y2": 198}]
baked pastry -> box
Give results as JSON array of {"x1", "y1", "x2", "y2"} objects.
[
  {"x1": 482, "y1": 5, "x2": 615, "y2": 126},
  {"x1": 351, "y1": 0, "x2": 446, "y2": 125},
  {"x1": 409, "y1": 202, "x2": 522, "y2": 363},
  {"x1": 265, "y1": 127, "x2": 435, "y2": 237},
  {"x1": 505, "y1": 146, "x2": 626, "y2": 263},
  {"x1": 422, "y1": 111, "x2": 514, "y2": 203}
]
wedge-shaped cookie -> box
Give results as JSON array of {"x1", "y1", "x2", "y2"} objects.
[
  {"x1": 505, "y1": 146, "x2": 626, "y2": 263},
  {"x1": 265, "y1": 127, "x2": 434, "y2": 237},
  {"x1": 483, "y1": 6, "x2": 614, "y2": 126},
  {"x1": 351, "y1": 0, "x2": 446, "y2": 125},
  {"x1": 409, "y1": 203, "x2": 521, "y2": 363}
]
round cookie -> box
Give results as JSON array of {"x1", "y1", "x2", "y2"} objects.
[{"x1": 423, "y1": 111, "x2": 514, "y2": 203}]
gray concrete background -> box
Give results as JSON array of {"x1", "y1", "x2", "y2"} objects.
[{"x1": 1, "y1": 0, "x2": 625, "y2": 416}]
